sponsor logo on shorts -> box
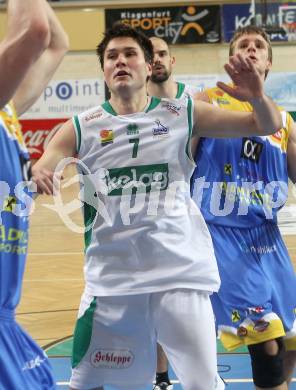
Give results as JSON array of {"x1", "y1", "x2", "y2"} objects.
[
  {"x1": 90, "y1": 349, "x2": 134, "y2": 369},
  {"x1": 231, "y1": 310, "x2": 241, "y2": 323},
  {"x1": 237, "y1": 326, "x2": 248, "y2": 337},
  {"x1": 248, "y1": 306, "x2": 265, "y2": 314},
  {"x1": 253, "y1": 320, "x2": 270, "y2": 332},
  {"x1": 224, "y1": 163, "x2": 232, "y2": 175},
  {"x1": 239, "y1": 243, "x2": 277, "y2": 255},
  {"x1": 22, "y1": 354, "x2": 46, "y2": 371}
]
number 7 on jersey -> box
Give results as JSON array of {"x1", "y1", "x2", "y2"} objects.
[{"x1": 129, "y1": 138, "x2": 139, "y2": 158}]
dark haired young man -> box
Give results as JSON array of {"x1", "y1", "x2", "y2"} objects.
[{"x1": 32, "y1": 23, "x2": 281, "y2": 390}]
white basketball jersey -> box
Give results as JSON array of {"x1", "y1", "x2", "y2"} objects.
[{"x1": 73, "y1": 96, "x2": 220, "y2": 296}]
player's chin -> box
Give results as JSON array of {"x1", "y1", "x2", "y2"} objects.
[{"x1": 114, "y1": 81, "x2": 133, "y2": 92}]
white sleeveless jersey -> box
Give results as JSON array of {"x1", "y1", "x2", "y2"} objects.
[{"x1": 73, "y1": 96, "x2": 220, "y2": 296}]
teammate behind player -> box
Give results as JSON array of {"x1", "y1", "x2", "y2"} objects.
[
  {"x1": 148, "y1": 36, "x2": 223, "y2": 390},
  {"x1": 147, "y1": 36, "x2": 200, "y2": 101}
]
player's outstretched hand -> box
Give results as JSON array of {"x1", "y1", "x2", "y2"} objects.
[
  {"x1": 217, "y1": 53, "x2": 264, "y2": 102},
  {"x1": 31, "y1": 167, "x2": 62, "y2": 195}
]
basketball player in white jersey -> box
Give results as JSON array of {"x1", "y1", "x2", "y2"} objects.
[{"x1": 32, "y1": 23, "x2": 281, "y2": 390}]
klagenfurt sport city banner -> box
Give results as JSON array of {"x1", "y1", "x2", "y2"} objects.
[{"x1": 105, "y1": 5, "x2": 221, "y2": 44}]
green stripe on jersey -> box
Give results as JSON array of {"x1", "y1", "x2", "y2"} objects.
[
  {"x1": 146, "y1": 96, "x2": 161, "y2": 112},
  {"x1": 73, "y1": 116, "x2": 81, "y2": 153},
  {"x1": 102, "y1": 100, "x2": 117, "y2": 116},
  {"x1": 186, "y1": 97, "x2": 193, "y2": 159},
  {"x1": 176, "y1": 82, "x2": 185, "y2": 99},
  {"x1": 101, "y1": 97, "x2": 161, "y2": 115}
]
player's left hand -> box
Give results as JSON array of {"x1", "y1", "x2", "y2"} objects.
[{"x1": 217, "y1": 53, "x2": 264, "y2": 102}]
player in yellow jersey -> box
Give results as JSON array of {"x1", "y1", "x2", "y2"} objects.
[{"x1": 192, "y1": 26, "x2": 296, "y2": 389}]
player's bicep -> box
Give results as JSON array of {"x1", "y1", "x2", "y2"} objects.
[
  {"x1": 36, "y1": 119, "x2": 76, "y2": 171},
  {"x1": 193, "y1": 100, "x2": 254, "y2": 138}
]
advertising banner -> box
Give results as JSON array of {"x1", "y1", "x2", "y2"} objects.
[
  {"x1": 222, "y1": 2, "x2": 296, "y2": 42},
  {"x1": 20, "y1": 78, "x2": 105, "y2": 120},
  {"x1": 21, "y1": 118, "x2": 68, "y2": 159},
  {"x1": 105, "y1": 5, "x2": 221, "y2": 44}
]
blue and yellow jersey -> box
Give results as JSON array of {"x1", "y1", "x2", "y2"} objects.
[
  {"x1": 0, "y1": 102, "x2": 31, "y2": 309},
  {"x1": 192, "y1": 86, "x2": 293, "y2": 227}
]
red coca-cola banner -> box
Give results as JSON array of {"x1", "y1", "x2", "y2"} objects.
[{"x1": 20, "y1": 118, "x2": 68, "y2": 159}]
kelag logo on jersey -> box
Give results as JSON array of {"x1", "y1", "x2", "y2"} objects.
[
  {"x1": 103, "y1": 163, "x2": 169, "y2": 195},
  {"x1": 240, "y1": 138, "x2": 264, "y2": 163}
]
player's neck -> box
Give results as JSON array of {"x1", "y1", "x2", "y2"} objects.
[
  {"x1": 109, "y1": 90, "x2": 149, "y2": 115},
  {"x1": 148, "y1": 79, "x2": 178, "y2": 99}
]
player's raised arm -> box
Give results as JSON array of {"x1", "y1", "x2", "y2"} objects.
[
  {"x1": 192, "y1": 53, "x2": 281, "y2": 138},
  {"x1": 13, "y1": 1, "x2": 69, "y2": 116},
  {"x1": 0, "y1": 0, "x2": 51, "y2": 108}
]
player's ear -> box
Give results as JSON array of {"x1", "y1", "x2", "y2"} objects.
[
  {"x1": 147, "y1": 62, "x2": 152, "y2": 77},
  {"x1": 266, "y1": 59, "x2": 272, "y2": 72},
  {"x1": 171, "y1": 56, "x2": 176, "y2": 66}
]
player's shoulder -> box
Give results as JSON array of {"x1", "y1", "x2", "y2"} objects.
[
  {"x1": 0, "y1": 101, "x2": 17, "y2": 120},
  {"x1": 75, "y1": 105, "x2": 107, "y2": 126},
  {"x1": 160, "y1": 96, "x2": 192, "y2": 108},
  {"x1": 159, "y1": 96, "x2": 190, "y2": 115},
  {"x1": 277, "y1": 107, "x2": 294, "y2": 133}
]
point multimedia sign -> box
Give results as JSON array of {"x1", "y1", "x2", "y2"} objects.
[{"x1": 105, "y1": 5, "x2": 221, "y2": 44}]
